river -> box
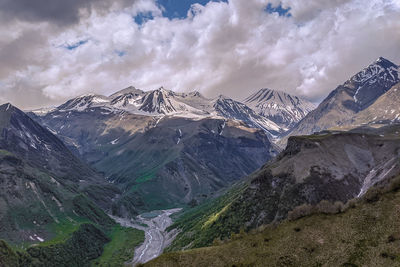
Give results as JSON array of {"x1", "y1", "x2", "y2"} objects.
[{"x1": 110, "y1": 208, "x2": 182, "y2": 266}]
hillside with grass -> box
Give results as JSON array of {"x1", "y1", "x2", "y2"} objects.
[{"x1": 146, "y1": 174, "x2": 400, "y2": 267}]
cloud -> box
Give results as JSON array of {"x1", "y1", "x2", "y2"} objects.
[
  {"x1": 0, "y1": 0, "x2": 399, "y2": 109},
  {"x1": 0, "y1": 0, "x2": 138, "y2": 26}
]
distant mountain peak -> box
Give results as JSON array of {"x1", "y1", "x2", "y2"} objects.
[
  {"x1": 0, "y1": 103, "x2": 16, "y2": 113},
  {"x1": 58, "y1": 94, "x2": 110, "y2": 111},
  {"x1": 347, "y1": 57, "x2": 399, "y2": 106},
  {"x1": 39, "y1": 86, "x2": 285, "y2": 136},
  {"x1": 109, "y1": 86, "x2": 145, "y2": 98},
  {"x1": 282, "y1": 58, "x2": 400, "y2": 141},
  {"x1": 244, "y1": 88, "x2": 315, "y2": 129},
  {"x1": 375, "y1": 56, "x2": 397, "y2": 66},
  {"x1": 216, "y1": 94, "x2": 230, "y2": 101},
  {"x1": 188, "y1": 91, "x2": 202, "y2": 97}
]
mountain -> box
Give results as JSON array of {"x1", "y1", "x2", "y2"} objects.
[
  {"x1": 0, "y1": 103, "x2": 120, "y2": 244},
  {"x1": 283, "y1": 57, "x2": 399, "y2": 139},
  {"x1": 244, "y1": 88, "x2": 315, "y2": 129},
  {"x1": 0, "y1": 103, "x2": 149, "y2": 267},
  {"x1": 213, "y1": 95, "x2": 282, "y2": 136},
  {"x1": 31, "y1": 95, "x2": 279, "y2": 216},
  {"x1": 35, "y1": 86, "x2": 284, "y2": 137},
  {"x1": 164, "y1": 124, "x2": 400, "y2": 250}
]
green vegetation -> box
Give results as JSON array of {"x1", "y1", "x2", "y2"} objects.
[
  {"x1": 165, "y1": 182, "x2": 247, "y2": 251},
  {"x1": 1, "y1": 221, "x2": 145, "y2": 267},
  {"x1": 146, "y1": 175, "x2": 400, "y2": 266},
  {"x1": 0, "y1": 149, "x2": 13, "y2": 156},
  {"x1": 72, "y1": 195, "x2": 115, "y2": 227},
  {"x1": 92, "y1": 225, "x2": 145, "y2": 267},
  {"x1": 0, "y1": 223, "x2": 110, "y2": 267},
  {"x1": 0, "y1": 194, "x2": 145, "y2": 267}
]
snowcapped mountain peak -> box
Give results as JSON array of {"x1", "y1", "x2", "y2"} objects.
[
  {"x1": 187, "y1": 91, "x2": 203, "y2": 98},
  {"x1": 346, "y1": 57, "x2": 399, "y2": 107},
  {"x1": 244, "y1": 88, "x2": 315, "y2": 129},
  {"x1": 46, "y1": 86, "x2": 286, "y2": 136},
  {"x1": 0, "y1": 102, "x2": 17, "y2": 114},
  {"x1": 139, "y1": 87, "x2": 182, "y2": 114},
  {"x1": 215, "y1": 94, "x2": 230, "y2": 101},
  {"x1": 375, "y1": 56, "x2": 397, "y2": 66},
  {"x1": 350, "y1": 57, "x2": 398, "y2": 84},
  {"x1": 58, "y1": 94, "x2": 110, "y2": 111},
  {"x1": 109, "y1": 86, "x2": 145, "y2": 99}
]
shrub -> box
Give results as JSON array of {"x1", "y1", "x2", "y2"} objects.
[
  {"x1": 316, "y1": 200, "x2": 343, "y2": 214},
  {"x1": 343, "y1": 198, "x2": 358, "y2": 210},
  {"x1": 287, "y1": 204, "x2": 314, "y2": 221},
  {"x1": 363, "y1": 187, "x2": 381, "y2": 203}
]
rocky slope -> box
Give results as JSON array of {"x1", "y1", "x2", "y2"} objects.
[
  {"x1": 283, "y1": 57, "x2": 399, "y2": 140},
  {"x1": 165, "y1": 124, "x2": 400, "y2": 250},
  {"x1": 349, "y1": 82, "x2": 400, "y2": 126},
  {"x1": 244, "y1": 88, "x2": 315, "y2": 129}
]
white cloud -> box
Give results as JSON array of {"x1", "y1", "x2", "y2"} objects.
[{"x1": 0, "y1": 0, "x2": 399, "y2": 109}]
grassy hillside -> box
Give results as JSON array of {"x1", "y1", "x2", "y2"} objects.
[
  {"x1": 92, "y1": 226, "x2": 144, "y2": 267},
  {"x1": 165, "y1": 181, "x2": 248, "y2": 251},
  {"x1": 146, "y1": 176, "x2": 400, "y2": 267}
]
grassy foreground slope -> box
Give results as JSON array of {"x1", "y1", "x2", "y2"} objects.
[{"x1": 146, "y1": 176, "x2": 400, "y2": 267}]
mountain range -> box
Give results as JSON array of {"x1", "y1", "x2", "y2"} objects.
[
  {"x1": 1, "y1": 56, "x2": 400, "y2": 266},
  {"x1": 31, "y1": 89, "x2": 282, "y2": 215}
]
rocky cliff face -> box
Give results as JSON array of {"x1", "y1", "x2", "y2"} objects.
[{"x1": 350, "y1": 82, "x2": 400, "y2": 126}]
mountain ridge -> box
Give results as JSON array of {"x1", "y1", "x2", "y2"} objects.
[
  {"x1": 33, "y1": 87, "x2": 285, "y2": 137},
  {"x1": 282, "y1": 57, "x2": 399, "y2": 141}
]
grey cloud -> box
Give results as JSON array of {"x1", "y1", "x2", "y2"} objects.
[
  {"x1": 0, "y1": 29, "x2": 48, "y2": 78},
  {"x1": 0, "y1": 0, "x2": 137, "y2": 26},
  {"x1": 0, "y1": 0, "x2": 399, "y2": 109}
]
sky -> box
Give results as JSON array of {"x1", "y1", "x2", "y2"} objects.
[{"x1": 0, "y1": 0, "x2": 399, "y2": 109}]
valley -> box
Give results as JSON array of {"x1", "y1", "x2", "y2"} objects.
[{"x1": 1, "y1": 1, "x2": 399, "y2": 266}]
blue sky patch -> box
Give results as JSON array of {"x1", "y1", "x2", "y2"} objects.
[
  {"x1": 133, "y1": 0, "x2": 290, "y2": 25},
  {"x1": 64, "y1": 40, "x2": 88, "y2": 50},
  {"x1": 134, "y1": 11, "x2": 155, "y2": 25},
  {"x1": 157, "y1": 0, "x2": 227, "y2": 19},
  {"x1": 115, "y1": 50, "x2": 126, "y2": 57},
  {"x1": 265, "y1": 3, "x2": 291, "y2": 17}
]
